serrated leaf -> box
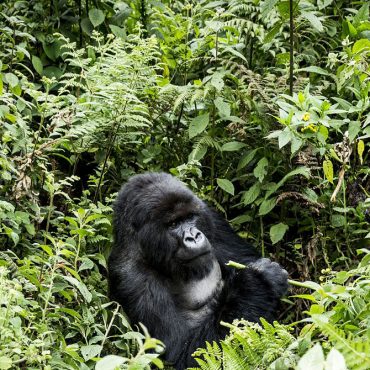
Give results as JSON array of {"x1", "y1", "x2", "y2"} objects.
[
  {"x1": 253, "y1": 157, "x2": 268, "y2": 182},
  {"x1": 89, "y1": 8, "x2": 105, "y2": 27},
  {"x1": 259, "y1": 197, "x2": 276, "y2": 216},
  {"x1": 221, "y1": 141, "x2": 246, "y2": 152},
  {"x1": 216, "y1": 178, "x2": 234, "y2": 195},
  {"x1": 270, "y1": 223, "x2": 289, "y2": 244},
  {"x1": 242, "y1": 183, "x2": 261, "y2": 205},
  {"x1": 32, "y1": 55, "x2": 43, "y2": 75},
  {"x1": 323, "y1": 159, "x2": 334, "y2": 184},
  {"x1": 358, "y1": 139, "x2": 365, "y2": 164},
  {"x1": 189, "y1": 113, "x2": 209, "y2": 139}
]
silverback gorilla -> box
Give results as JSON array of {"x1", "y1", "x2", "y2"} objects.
[{"x1": 108, "y1": 172, "x2": 288, "y2": 369}]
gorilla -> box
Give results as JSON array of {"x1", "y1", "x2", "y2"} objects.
[{"x1": 108, "y1": 172, "x2": 288, "y2": 369}]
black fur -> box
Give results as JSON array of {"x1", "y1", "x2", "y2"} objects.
[{"x1": 108, "y1": 173, "x2": 288, "y2": 369}]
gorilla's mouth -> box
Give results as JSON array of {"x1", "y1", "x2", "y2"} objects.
[{"x1": 181, "y1": 250, "x2": 211, "y2": 263}]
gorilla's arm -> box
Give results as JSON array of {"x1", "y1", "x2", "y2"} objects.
[
  {"x1": 108, "y1": 254, "x2": 190, "y2": 364},
  {"x1": 208, "y1": 209, "x2": 258, "y2": 264},
  {"x1": 218, "y1": 261, "x2": 288, "y2": 324}
]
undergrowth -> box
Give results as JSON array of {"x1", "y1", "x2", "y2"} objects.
[{"x1": 0, "y1": 0, "x2": 369, "y2": 369}]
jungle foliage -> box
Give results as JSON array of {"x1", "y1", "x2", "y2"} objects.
[{"x1": 0, "y1": 0, "x2": 369, "y2": 369}]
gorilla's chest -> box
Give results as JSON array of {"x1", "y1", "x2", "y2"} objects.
[{"x1": 173, "y1": 261, "x2": 223, "y2": 314}]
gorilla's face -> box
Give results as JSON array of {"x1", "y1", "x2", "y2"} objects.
[{"x1": 126, "y1": 174, "x2": 216, "y2": 279}]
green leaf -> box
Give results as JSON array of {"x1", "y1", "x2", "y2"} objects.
[
  {"x1": 32, "y1": 55, "x2": 43, "y2": 75},
  {"x1": 301, "y1": 12, "x2": 323, "y2": 32},
  {"x1": 278, "y1": 129, "x2": 292, "y2": 148},
  {"x1": 109, "y1": 25, "x2": 126, "y2": 38},
  {"x1": 5, "y1": 73, "x2": 19, "y2": 88},
  {"x1": 323, "y1": 159, "x2": 334, "y2": 184},
  {"x1": 264, "y1": 22, "x2": 282, "y2": 43},
  {"x1": 0, "y1": 357, "x2": 12, "y2": 370},
  {"x1": 259, "y1": 197, "x2": 276, "y2": 216},
  {"x1": 63, "y1": 276, "x2": 92, "y2": 303},
  {"x1": 242, "y1": 183, "x2": 261, "y2": 205},
  {"x1": 89, "y1": 8, "x2": 105, "y2": 28},
  {"x1": 326, "y1": 348, "x2": 347, "y2": 370},
  {"x1": 210, "y1": 71, "x2": 224, "y2": 91},
  {"x1": 291, "y1": 136, "x2": 303, "y2": 154},
  {"x1": 214, "y1": 97, "x2": 230, "y2": 117},
  {"x1": 353, "y1": 3, "x2": 369, "y2": 26},
  {"x1": 348, "y1": 120, "x2": 361, "y2": 142},
  {"x1": 297, "y1": 66, "x2": 330, "y2": 76},
  {"x1": 216, "y1": 178, "x2": 234, "y2": 196},
  {"x1": 270, "y1": 223, "x2": 289, "y2": 244},
  {"x1": 352, "y1": 39, "x2": 370, "y2": 54},
  {"x1": 297, "y1": 344, "x2": 324, "y2": 370},
  {"x1": 237, "y1": 149, "x2": 258, "y2": 170},
  {"x1": 261, "y1": 0, "x2": 279, "y2": 17},
  {"x1": 81, "y1": 345, "x2": 102, "y2": 361},
  {"x1": 253, "y1": 157, "x2": 268, "y2": 182},
  {"x1": 221, "y1": 141, "x2": 246, "y2": 152},
  {"x1": 331, "y1": 214, "x2": 346, "y2": 227},
  {"x1": 358, "y1": 139, "x2": 365, "y2": 164},
  {"x1": 189, "y1": 113, "x2": 209, "y2": 139},
  {"x1": 230, "y1": 214, "x2": 252, "y2": 224},
  {"x1": 81, "y1": 17, "x2": 93, "y2": 35},
  {"x1": 96, "y1": 355, "x2": 126, "y2": 370}
]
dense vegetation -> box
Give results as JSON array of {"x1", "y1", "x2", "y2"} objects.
[{"x1": 0, "y1": 0, "x2": 369, "y2": 369}]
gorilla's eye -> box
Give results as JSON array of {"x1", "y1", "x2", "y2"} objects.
[{"x1": 169, "y1": 219, "x2": 181, "y2": 228}]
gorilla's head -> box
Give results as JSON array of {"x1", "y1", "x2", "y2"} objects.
[{"x1": 114, "y1": 173, "x2": 216, "y2": 279}]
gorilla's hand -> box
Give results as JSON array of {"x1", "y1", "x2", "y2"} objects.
[{"x1": 250, "y1": 258, "x2": 289, "y2": 297}]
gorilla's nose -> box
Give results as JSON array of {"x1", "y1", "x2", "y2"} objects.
[{"x1": 184, "y1": 227, "x2": 204, "y2": 248}]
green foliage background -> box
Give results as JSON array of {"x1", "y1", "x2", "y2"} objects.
[{"x1": 0, "y1": 0, "x2": 369, "y2": 369}]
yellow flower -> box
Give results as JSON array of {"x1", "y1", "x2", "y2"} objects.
[
  {"x1": 302, "y1": 112, "x2": 310, "y2": 121},
  {"x1": 301, "y1": 124, "x2": 318, "y2": 133}
]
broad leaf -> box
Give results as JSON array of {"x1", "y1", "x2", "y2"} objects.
[
  {"x1": 297, "y1": 344, "x2": 324, "y2": 370},
  {"x1": 323, "y1": 159, "x2": 334, "y2": 184},
  {"x1": 32, "y1": 55, "x2": 43, "y2": 75},
  {"x1": 242, "y1": 183, "x2": 261, "y2": 205},
  {"x1": 96, "y1": 355, "x2": 126, "y2": 370},
  {"x1": 217, "y1": 178, "x2": 234, "y2": 196},
  {"x1": 221, "y1": 141, "x2": 246, "y2": 152},
  {"x1": 89, "y1": 8, "x2": 105, "y2": 27},
  {"x1": 259, "y1": 197, "x2": 276, "y2": 216},
  {"x1": 237, "y1": 149, "x2": 258, "y2": 170},
  {"x1": 253, "y1": 157, "x2": 268, "y2": 182},
  {"x1": 270, "y1": 223, "x2": 289, "y2": 244},
  {"x1": 189, "y1": 114, "x2": 209, "y2": 139}
]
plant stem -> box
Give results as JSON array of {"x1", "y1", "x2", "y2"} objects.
[{"x1": 289, "y1": 0, "x2": 294, "y2": 96}]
